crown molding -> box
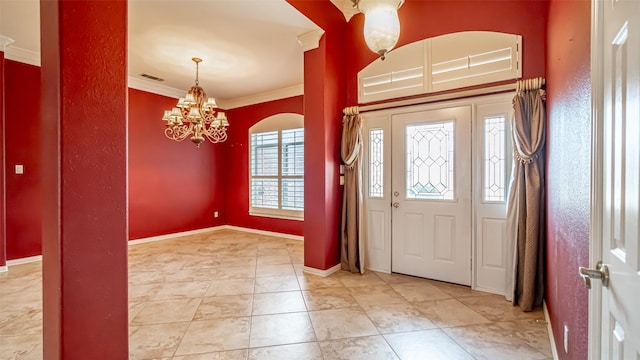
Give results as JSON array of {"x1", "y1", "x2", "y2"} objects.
[
  {"x1": 297, "y1": 29, "x2": 326, "y2": 52},
  {"x1": 127, "y1": 76, "x2": 186, "y2": 99},
  {"x1": 0, "y1": 35, "x2": 15, "y2": 51},
  {"x1": 220, "y1": 84, "x2": 304, "y2": 110},
  {"x1": 4, "y1": 45, "x2": 40, "y2": 66},
  {"x1": 329, "y1": 0, "x2": 360, "y2": 22},
  {"x1": 1, "y1": 45, "x2": 302, "y2": 108}
]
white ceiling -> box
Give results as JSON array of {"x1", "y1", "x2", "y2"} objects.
[{"x1": 0, "y1": 0, "x2": 325, "y2": 107}]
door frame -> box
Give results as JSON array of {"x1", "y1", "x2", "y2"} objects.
[
  {"x1": 588, "y1": 0, "x2": 604, "y2": 358},
  {"x1": 361, "y1": 92, "x2": 514, "y2": 292}
]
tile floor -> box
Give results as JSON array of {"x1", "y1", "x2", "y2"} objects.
[{"x1": 0, "y1": 229, "x2": 553, "y2": 359}]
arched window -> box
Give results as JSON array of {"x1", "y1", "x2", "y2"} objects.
[{"x1": 249, "y1": 113, "x2": 304, "y2": 220}]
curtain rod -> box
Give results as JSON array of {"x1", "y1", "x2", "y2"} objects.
[{"x1": 359, "y1": 83, "x2": 516, "y2": 113}]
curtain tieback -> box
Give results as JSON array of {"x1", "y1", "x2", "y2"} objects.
[{"x1": 514, "y1": 149, "x2": 542, "y2": 164}]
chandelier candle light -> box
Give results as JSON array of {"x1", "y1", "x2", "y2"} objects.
[
  {"x1": 352, "y1": 0, "x2": 404, "y2": 60},
  {"x1": 162, "y1": 58, "x2": 229, "y2": 147}
]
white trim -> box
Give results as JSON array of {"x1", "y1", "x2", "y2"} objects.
[
  {"x1": 4, "y1": 45, "x2": 40, "y2": 66},
  {"x1": 127, "y1": 226, "x2": 225, "y2": 246},
  {"x1": 128, "y1": 76, "x2": 185, "y2": 99},
  {"x1": 221, "y1": 84, "x2": 304, "y2": 110},
  {"x1": 360, "y1": 83, "x2": 515, "y2": 113},
  {"x1": 1, "y1": 46, "x2": 303, "y2": 109},
  {"x1": 297, "y1": 29, "x2": 326, "y2": 52},
  {"x1": 588, "y1": 0, "x2": 604, "y2": 358},
  {"x1": 544, "y1": 301, "x2": 560, "y2": 360},
  {"x1": 223, "y1": 225, "x2": 304, "y2": 241},
  {"x1": 303, "y1": 263, "x2": 341, "y2": 277},
  {"x1": 329, "y1": 0, "x2": 360, "y2": 22},
  {"x1": 3, "y1": 225, "x2": 303, "y2": 271},
  {"x1": 7, "y1": 255, "x2": 42, "y2": 266},
  {"x1": 249, "y1": 212, "x2": 304, "y2": 222},
  {"x1": 0, "y1": 35, "x2": 15, "y2": 51}
]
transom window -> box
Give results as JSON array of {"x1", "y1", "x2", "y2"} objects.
[{"x1": 249, "y1": 113, "x2": 304, "y2": 220}]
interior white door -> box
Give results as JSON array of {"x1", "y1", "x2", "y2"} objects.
[
  {"x1": 599, "y1": 0, "x2": 640, "y2": 357},
  {"x1": 391, "y1": 106, "x2": 472, "y2": 285}
]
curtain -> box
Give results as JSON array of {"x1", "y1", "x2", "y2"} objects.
[
  {"x1": 506, "y1": 78, "x2": 546, "y2": 311},
  {"x1": 340, "y1": 110, "x2": 364, "y2": 274}
]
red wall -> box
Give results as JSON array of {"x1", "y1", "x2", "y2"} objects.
[
  {"x1": 222, "y1": 96, "x2": 304, "y2": 236},
  {"x1": 128, "y1": 88, "x2": 223, "y2": 239},
  {"x1": 3, "y1": 67, "x2": 225, "y2": 259},
  {"x1": 546, "y1": 0, "x2": 591, "y2": 359},
  {"x1": 5, "y1": 60, "x2": 42, "y2": 260}
]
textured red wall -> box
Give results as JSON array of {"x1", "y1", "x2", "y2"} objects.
[
  {"x1": 0, "y1": 52, "x2": 5, "y2": 267},
  {"x1": 546, "y1": 1, "x2": 591, "y2": 359},
  {"x1": 40, "y1": 1, "x2": 129, "y2": 357},
  {"x1": 302, "y1": 29, "x2": 347, "y2": 270},
  {"x1": 128, "y1": 88, "x2": 223, "y2": 239},
  {"x1": 4, "y1": 60, "x2": 42, "y2": 260},
  {"x1": 222, "y1": 96, "x2": 304, "y2": 236}
]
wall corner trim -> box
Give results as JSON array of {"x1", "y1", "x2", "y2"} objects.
[
  {"x1": 223, "y1": 225, "x2": 304, "y2": 241},
  {"x1": 6, "y1": 255, "x2": 43, "y2": 267},
  {"x1": 544, "y1": 301, "x2": 560, "y2": 360},
  {"x1": 3, "y1": 225, "x2": 303, "y2": 272},
  {"x1": 4, "y1": 45, "x2": 40, "y2": 66},
  {"x1": 127, "y1": 226, "x2": 226, "y2": 246},
  {"x1": 297, "y1": 29, "x2": 326, "y2": 52},
  {"x1": 303, "y1": 264, "x2": 341, "y2": 277},
  {"x1": 0, "y1": 35, "x2": 15, "y2": 51},
  {"x1": 127, "y1": 76, "x2": 186, "y2": 99}
]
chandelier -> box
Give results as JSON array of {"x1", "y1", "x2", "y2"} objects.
[
  {"x1": 162, "y1": 58, "x2": 229, "y2": 147},
  {"x1": 352, "y1": 0, "x2": 404, "y2": 60}
]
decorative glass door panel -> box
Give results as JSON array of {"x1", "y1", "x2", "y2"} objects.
[{"x1": 405, "y1": 122, "x2": 455, "y2": 200}]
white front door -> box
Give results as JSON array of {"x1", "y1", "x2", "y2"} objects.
[
  {"x1": 597, "y1": 0, "x2": 640, "y2": 357},
  {"x1": 390, "y1": 106, "x2": 472, "y2": 285}
]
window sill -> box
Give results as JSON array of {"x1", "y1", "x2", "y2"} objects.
[{"x1": 249, "y1": 212, "x2": 304, "y2": 222}]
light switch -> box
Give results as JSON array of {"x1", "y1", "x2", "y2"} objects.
[{"x1": 15, "y1": 165, "x2": 24, "y2": 174}]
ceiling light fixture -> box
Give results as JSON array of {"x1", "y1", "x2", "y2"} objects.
[
  {"x1": 162, "y1": 58, "x2": 229, "y2": 147},
  {"x1": 352, "y1": 0, "x2": 404, "y2": 60}
]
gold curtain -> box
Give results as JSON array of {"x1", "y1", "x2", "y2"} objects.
[
  {"x1": 506, "y1": 77, "x2": 546, "y2": 311},
  {"x1": 340, "y1": 107, "x2": 364, "y2": 274}
]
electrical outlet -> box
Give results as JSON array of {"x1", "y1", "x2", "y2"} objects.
[
  {"x1": 214, "y1": 211, "x2": 219, "y2": 218},
  {"x1": 563, "y1": 325, "x2": 569, "y2": 353}
]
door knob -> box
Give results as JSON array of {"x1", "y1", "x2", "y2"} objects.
[
  {"x1": 579, "y1": 261, "x2": 609, "y2": 289},
  {"x1": 392, "y1": 202, "x2": 400, "y2": 208}
]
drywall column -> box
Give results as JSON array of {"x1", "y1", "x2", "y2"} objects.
[
  {"x1": 40, "y1": 1, "x2": 129, "y2": 359},
  {"x1": 301, "y1": 28, "x2": 346, "y2": 272}
]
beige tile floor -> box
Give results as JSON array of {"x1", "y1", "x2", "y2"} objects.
[{"x1": 0, "y1": 229, "x2": 553, "y2": 359}]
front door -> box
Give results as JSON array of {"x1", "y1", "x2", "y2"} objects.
[
  {"x1": 390, "y1": 106, "x2": 472, "y2": 285},
  {"x1": 598, "y1": 0, "x2": 640, "y2": 357}
]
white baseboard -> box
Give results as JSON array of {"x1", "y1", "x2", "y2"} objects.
[
  {"x1": 127, "y1": 226, "x2": 225, "y2": 246},
  {"x1": 544, "y1": 301, "x2": 560, "y2": 360},
  {"x1": 6, "y1": 255, "x2": 43, "y2": 267},
  {"x1": 223, "y1": 225, "x2": 304, "y2": 241},
  {"x1": 3, "y1": 225, "x2": 304, "y2": 270},
  {"x1": 471, "y1": 286, "x2": 505, "y2": 296},
  {"x1": 365, "y1": 266, "x2": 390, "y2": 274},
  {"x1": 303, "y1": 264, "x2": 341, "y2": 277}
]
